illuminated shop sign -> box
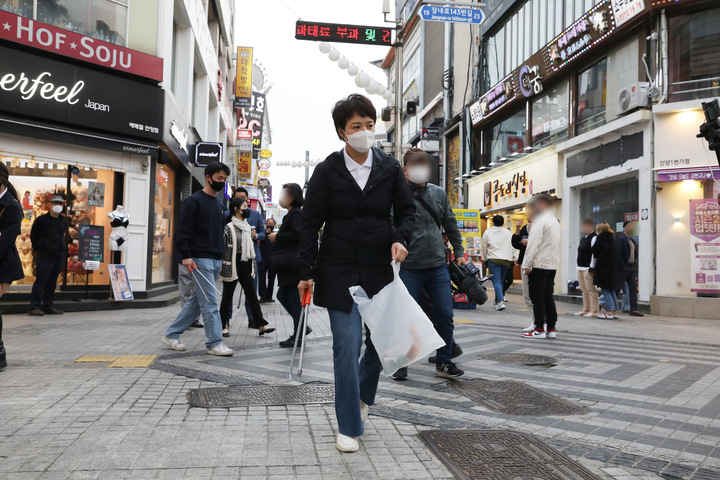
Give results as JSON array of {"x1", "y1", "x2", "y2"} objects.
[
  {"x1": 546, "y1": 2, "x2": 613, "y2": 73},
  {"x1": 469, "y1": 74, "x2": 516, "y2": 124},
  {"x1": 491, "y1": 170, "x2": 529, "y2": 204},
  {"x1": 518, "y1": 64, "x2": 543, "y2": 97},
  {"x1": 295, "y1": 21, "x2": 393, "y2": 46}
]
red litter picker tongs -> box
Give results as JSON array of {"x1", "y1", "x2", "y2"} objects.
[{"x1": 288, "y1": 289, "x2": 312, "y2": 379}]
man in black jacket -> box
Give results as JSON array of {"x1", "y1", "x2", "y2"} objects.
[
  {"x1": 29, "y1": 194, "x2": 68, "y2": 316},
  {"x1": 258, "y1": 218, "x2": 276, "y2": 302},
  {"x1": 616, "y1": 221, "x2": 644, "y2": 317}
]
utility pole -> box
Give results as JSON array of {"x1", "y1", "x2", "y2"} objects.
[
  {"x1": 304, "y1": 150, "x2": 310, "y2": 190},
  {"x1": 394, "y1": 29, "x2": 404, "y2": 162}
]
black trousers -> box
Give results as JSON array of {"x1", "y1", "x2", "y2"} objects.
[
  {"x1": 503, "y1": 267, "x2": 514, "y2": 294},
  {"x1": 277, "y1": 285, "x2": 302, "y2": 334},
  {"x1": 617, "y1": 268, "x2": 638, "y2": 311},
  {"x1": 257, "y1": 260, "x2": 276, "y2": 300},
  {"x1": 219, "y1": 260, "x2": 267, "y2": 329},
  {"x1": 528, "y1": 268, "x2": 557, "y2": 330},
  {"x1": 31, "y1": 256, "x2": 64, "y2": 311}
]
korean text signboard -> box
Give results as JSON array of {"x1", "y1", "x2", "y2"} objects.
[
  {"x1": 0, "y1": 10, "x2": 163, "y2": 81},
  {"x1": 234, "y1": 47, "x2": 253, "y2": 108},
  {"x1": 546, "y1": 3, "x2": 614, "y2": 73},
  {"x1": 453, "y1": 209, "x2": 481, "y2": 263},
  {"x1": 237, "y1": 150, "x2": 252, "y2": 179},
  {"x1": 690, "y1": 199, "x2": 720, "y2": 293},
  {"x1": 419, "y1": 5, "x2": 485, "y2": 25},
  {"x1": 78, "y1": 225, "x2": 104, "y2": 262},
  {"x1": 295, "y1": 21, "x2": 393, "y2": 46},
  {"x1": 0, "y1": 45, "x2": 162, "y2": 140},
  {"x1": 238, "y1": 92, "x2": 265, "y2": 156}
]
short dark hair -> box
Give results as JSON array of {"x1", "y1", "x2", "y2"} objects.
[
  {"x1": 234, "y1": 186, "x2": 249, "y2": 198},
  {"x1": 282, "y1": 183, "x2": 304, "y2": 208},
  {"x1": 492, "y1": 215, "x2": 504, "y2": 227},
  {"x1": 403, "y1": 148, "x2": 432, "y2": 166},
  {"x1": 204, "y1": 161, "x2": 230, "y2": 178},
  {"x1": 266, "y1": 217, "x2": 276, "y2": 224},
  {"x1": 331, "y1": 94, "x2": 376, "y2": 140},
  {"x1": 581, "y1": 218, "x2": 596, "y2": 227},
  {"x1": 229, "y1": 197, "x2": 247, "y2": 215}
]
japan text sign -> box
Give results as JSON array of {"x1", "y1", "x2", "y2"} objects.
[
  {"x1": 235, "y1": 47, "x2": 253, "y2": 108},
  {"x1": 690, "y1": 199, "x2": 720, "y2": 293},
  {"x1": 295, "y1": 21, "x2": 393, "y2": 46},
  {"x1": 419, "y1": 5, "x2": 485, "y2": 25}
]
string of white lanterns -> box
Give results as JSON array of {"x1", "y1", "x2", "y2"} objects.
[
  {"x1": 275, "y1": 160, "x2": 322, "y2": 168},
  {"x1": 318, "y1": 42, "x2": 394, "y2": 100}
]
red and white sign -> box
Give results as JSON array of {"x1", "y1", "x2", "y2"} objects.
[
  {"x1": 0, "y1": 10, "x2": 163, "y2": 82},
  {"x1": 236, "y1": 129, "x2": 253, "y2": 140}
]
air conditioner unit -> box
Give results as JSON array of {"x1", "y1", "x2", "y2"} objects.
[{"x1": 618, "y1": 82, "x2": 650, "y2": 115}]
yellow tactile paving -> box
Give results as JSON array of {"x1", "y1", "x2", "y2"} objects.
[
  {"x1": 454, "y1": 318, "x2": 477, "y2": 324},
  {"x1": 75, "y1": 355, "x2": 120, "y2": 363},
  {"x1": 107, "y1": 355, "x2": 157, "y2": 368}
]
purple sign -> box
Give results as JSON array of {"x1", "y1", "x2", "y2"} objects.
[
  {"x1": 690, "y1": 199, "x2": 720, "y2": 293},
  {"x1": 657, "y1": 169, "x2": 720, "y2": 182}
]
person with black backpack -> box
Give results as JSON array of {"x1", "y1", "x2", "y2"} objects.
[{"x1": 392, "y1": 148, "x2": 466, "y2": 381}]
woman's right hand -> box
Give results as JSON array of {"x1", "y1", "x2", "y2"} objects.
[{"x1": 298, "y1": 279, "x2": 314, "y2": 299}]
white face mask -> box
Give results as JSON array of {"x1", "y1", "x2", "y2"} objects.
[
  {"x1": 51, "y1": 205, "x2": 63, "y2": 214},
  {"x1": 406, "y1": 165, "x2": 431, "y2": 184},
  {"x1": 344, "y1": 130, "x2": 375, "y2": 153}
]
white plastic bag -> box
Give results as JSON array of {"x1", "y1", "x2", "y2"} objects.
[{"x1": 349, "y1": 262, "x2": 446, "y2": 376}]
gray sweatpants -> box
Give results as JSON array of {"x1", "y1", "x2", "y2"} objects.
[{"x1": 178, "y1": 264, "x2": 200, "y2": 322}]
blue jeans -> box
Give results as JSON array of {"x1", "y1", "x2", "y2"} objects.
[
  {"x1": 328, "y1": 304, "x2": 383, "y2": 438},
  {"x1": 164, "y1": 258, "x2": 223, "y2": 349},
  {"x1": 601, "y1": 288, "x2": 619, "y2": 312},
  {"x1": 487, "y1": 261, "x2": 510, "y2": 304},
  {"x1": 399, "y1": 265, "x2": 455, "y2": 364}
]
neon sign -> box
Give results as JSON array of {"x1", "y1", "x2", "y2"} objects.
[{"x1": 295, "y1": 21, "x2": 393, "y2": 46}]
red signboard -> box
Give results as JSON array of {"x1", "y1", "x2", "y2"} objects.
[
  {"x1": 0, "y1": 10, "x2": 163, "y2": 82},
  {"x1": 236, "y1": 129, "x2": 253, "y2": 140}
]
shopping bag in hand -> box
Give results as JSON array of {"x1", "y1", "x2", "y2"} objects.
[{"x1": 349, "y1": 261, "x2": 446, "y2": 376}]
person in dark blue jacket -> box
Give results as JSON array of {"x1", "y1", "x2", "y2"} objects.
[{"x1": 0, "y1": 161, "x2": 24, "y2": 370}]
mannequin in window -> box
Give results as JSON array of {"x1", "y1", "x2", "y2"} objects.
[{"x1": 108, "y1": 205, "x2": 129, "y2": 251}]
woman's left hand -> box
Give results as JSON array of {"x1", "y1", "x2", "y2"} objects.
[
  {"x1": 268, "y1": 232, "x2": 277, "y2": 242},
  {"x1": 391, "y1": 242, "x2": 408, "y2": 263}
]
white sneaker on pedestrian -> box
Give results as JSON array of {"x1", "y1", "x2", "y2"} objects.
[
  {"x1": 207, "y1": 344, "x2": 234, "y2": 356},
  {"x1": 336, "y1": 433, "x2": 359, "y2": 453},
  {"x1": 546, "y1": 330, "x2": 557, "y2": 339},
  {"x1": 360, "y1": 401, "x2": 369, "y2": 424},
  {"x1": 522, "y1": 323, "x2": 536, "y2": 333},
  {"x1": 521, "y1": 329, "x2": 547, "y2": 339},
  {"x1": 494, "y1": 301, "x2": 506, "y2": 311},
  {"x1": 161, "y1": 336, "x2": 186, "y2": 351}
]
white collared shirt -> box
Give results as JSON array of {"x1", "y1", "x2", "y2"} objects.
[
  {"x1": 0, "y1": 187, "x2": 6, "y2": 201},
  {"x1": 343, "y1": 147, "x2": 373, "y2": 190}
]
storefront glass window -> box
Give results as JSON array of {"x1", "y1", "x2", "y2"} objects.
[
  {"x1": 485, "y1": 109, "x2": 526, "y2": 170},
  {"x1": 152, "y1": 164, "x2": 176, "y2": 284},
  {"x1": 531, "y1": 81, "x2": 569, "y2": 149},
  {"x1": 577, "y1": 59, "x2": 607, "y2": 135},
  {"x1": 0, "y1": 0, "x2": 129, "y2": 46},
  {"x1": 579, "y1": 177, "x2": 639, "y2": 233},
  {"x1": 668, "y1": 7, "x2": 720, "y2": 102}
]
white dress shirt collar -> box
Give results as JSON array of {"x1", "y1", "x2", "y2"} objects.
[{"x1": 343, "y1": 147, "x2": 374, "y2": 190}]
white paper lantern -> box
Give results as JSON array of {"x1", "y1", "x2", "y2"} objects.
[
  {"x1": 377, "y1": 84, "x2": 386, "y2": 95},
  {"x1": 338, "y1": 57, "x2": 350, "y2": 69},
  {"x1": 355, "y1": 72, "x2": 370, "y2": 88},
  {"x1": 383, "y1": 90, "x2": 394, "y2": 100},
  {"x1": 328, "y1": 48, "x2": 341, "y2": 62},
  {"x1": 347, "y1": 64, "x2": 359, "y2": 76},
  {"x1": 366, "y1": 81, "x2": 379, "y2": 95},
  {"x1": 318, "y1": 42, "x2": 332, "y2": 54}
]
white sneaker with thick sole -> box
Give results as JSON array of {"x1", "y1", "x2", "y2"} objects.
[
  {"x1": 546, "y1": 330, "x2": 557, "y2": 339},
  {"x1": 207, "y1": 344, "x2": 234, "y2": 356},
  {"x1": 522, "y1": 323, "x2": 536, "y2": 333},
  {"x1": 360, "y1": 401, "x2": 369, "y2": 424},
  {"x1": 336, "y1": 433, "x2": 359, "y2": 453},
  {"x1": 494, "y1": 302, "x2": 506, "y2": 311},
  {"x1": 161, "y1": 336, "x2": 186, "y2": 351},
  {"x1": 521, "y1": 329, "x2": 547, "y2": 339}
]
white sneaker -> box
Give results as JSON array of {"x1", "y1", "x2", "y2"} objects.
[
  {"x1": 360, "y1": 401, "x2": 369, "y2": 424},
  {"x1": 161, "y1": 336, "x2": 186, "y2": 351},
  {"x1": 494, "y1": 302, "x2": 506, "y2": 311},
  {"x1": 207, "y1": 344, "x2": 234, "y2": 356},
  {"x1": 521, "y1": 329, "x2": 547, "y2": 339},
  {"x1": 336, "y1": 433, "x2": 359, "y2": 453},
  {"x1": 546, "y1": 330, "x2": 557, "y2": 339},
  {"x1": 522, "y1": 323, "x2": 536, "y2": 333}
]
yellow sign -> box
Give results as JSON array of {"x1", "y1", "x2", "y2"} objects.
[
  {"x1": 237, "y1": 150, "x2": 252, "y2": 179},
  {"x1": 453, "y1": 209, "x2": 482, "y2": 262},
  {"x1": 257, "y1": 169, "x2": 270, "y2": 179},
  {"x1": 260, "y1": 149, "x2": 272, "y2": 159},
  {"x1": 235, "y1": 47, "x2": 253, "y2": 106}
]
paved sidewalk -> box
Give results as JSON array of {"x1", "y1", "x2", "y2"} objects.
[{"x1": 1, "y1": 290, "x2": 719, "y2": 479}]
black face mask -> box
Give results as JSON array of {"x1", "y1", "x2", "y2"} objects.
[
  {"x1": 266, "y1": 225, "x2": 275, "y2": 232},
  {"x1": 208, "y1": 179, "x2": 225, "y2": 192},
  {"x1": 241, "y1": 209, "x2": 251, "y2": 219}
]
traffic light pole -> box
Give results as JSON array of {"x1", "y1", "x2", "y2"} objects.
[{"x1": 394, "y1": 39, "x2": 403, "y2": 162}]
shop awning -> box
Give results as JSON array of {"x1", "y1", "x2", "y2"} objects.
[{"x1": 0, "y1": 115, "x2": 159, "y2": 157}]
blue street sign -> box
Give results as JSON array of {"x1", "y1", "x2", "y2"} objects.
[{"x1": 419, "y1": 5, "x2": 485, "y2": 24}]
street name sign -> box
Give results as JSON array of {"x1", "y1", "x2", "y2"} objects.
[{"x1": 419, "y1": 5, "x2": 485, "y2": 24}]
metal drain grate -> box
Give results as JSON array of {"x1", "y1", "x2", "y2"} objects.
[
  {"x1": 482, "y1": 352, "x2": 558, "y2": 367},
  {"x1": 187, "y1": 383, "x2": 335, "y2": 408},
  {"x1": 449, "y1": 378, "x2": 588, "y2": 416},
  {"x1": 419, "y1": 430, "x2": 600, "y2": 480}
]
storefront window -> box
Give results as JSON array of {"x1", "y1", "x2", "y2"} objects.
[
  {"x1": 152, "y1": 164, "x2": 176, "y2": 284},
  {"x1": 579, "y1": 177, "x2": 638, "y2": 232},
  {"x1": 0, "y1": 0, "x2": 128, "y2": 46},
  {"x1": 485, "y1": 109, "x2": 526, "y2": 170},
  {"x1": 531, "y1": 81, "x2": 569, "y2": 149},
  {"x1": 5, "y1": 159, "x2": 117, "y2": 288},
  {"x1": 577, "y1": 59, "x2": 607, "y2": 135},
  {"x1": 668, "y1": 7, "x2": 720, "y2": 102}
]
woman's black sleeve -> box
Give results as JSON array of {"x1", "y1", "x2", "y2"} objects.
[{"x1": 276, "y1": 211, "x2": 302, "y2": 245}]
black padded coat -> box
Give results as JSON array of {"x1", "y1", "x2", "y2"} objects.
[{"x1": 0, "y1": 191, "x2": 23, "y2": 284}]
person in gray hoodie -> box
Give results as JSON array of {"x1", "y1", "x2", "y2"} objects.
[{"x1": 394, "y1": 148, "x2": 466, "y2": 380}]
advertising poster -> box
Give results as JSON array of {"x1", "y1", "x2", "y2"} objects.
[
  {"x1": 87, "y1": 182, "x2": 105, "y2": 207},
  {"x1": 234, "y1": 47, "x2": 253, "y2": 108},
  {"x1": 108, "y1": 265, "x2": 134, "y2": 301},
  {"x1": 237, "y1": 150, "x2": 252, "y2": 179},
  {"x1": 690, "y1": 199, "x2": 720, "y2": 293},
  {"x1": 446, "y1": 134, "x2": 460, "y2": 208},
  {"x1": 78, "y1": 225, "x2": 104, "y2": 262},
  {"x1": 453, "y1": 209, "x2": 481, "y2": 263}
]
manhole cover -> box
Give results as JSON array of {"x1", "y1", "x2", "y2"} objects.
[
  {"x1": 482, "y1": 352, "x2": 558, "y2": 367},
  {"x1": 187, "y1": 383, "x2": 334, "y2": 408},
  {"x1": 449, "y1": 379, "x2": 588, "y2": 416},
  {"x1": 419, "y1": 430, "x2": 600, "y2": 480}
]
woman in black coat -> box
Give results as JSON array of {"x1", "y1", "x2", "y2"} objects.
[
  {"x1": 592, "y1": 223, "x2": 619, "y2": 319},
  {"x1": 269, "y1": 183, "x2": 309, "y2": 348},
  {"x1": 0, "y1": 161, "x2": 24, "y2": 370},
  {"x1": 297, "y1": 94, "x2": 415, "y2": 453}
]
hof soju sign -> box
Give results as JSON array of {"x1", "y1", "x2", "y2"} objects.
[{"x1": 0, "y1": 45, "x2": 162, "y2": 140}]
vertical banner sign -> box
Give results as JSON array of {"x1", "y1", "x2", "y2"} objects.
[
  {"x1": 690, "y1": 199, "x2": 720, "y2": 293},
  {"x1": 235, "y1": 47, "x2": 253, "y2": 108},
  {"x1": 453, "y1": 209, "x2": 481, "y2": 263},
  {"x1": 237, "y1": 150, "x2": 252, "y2": 179},
  {"x1": 237, "y1": 92, "x2": 265, "y2": 157},
  {"x1": 446, "y1": 134, "x2": 460, "y2": 208}
]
